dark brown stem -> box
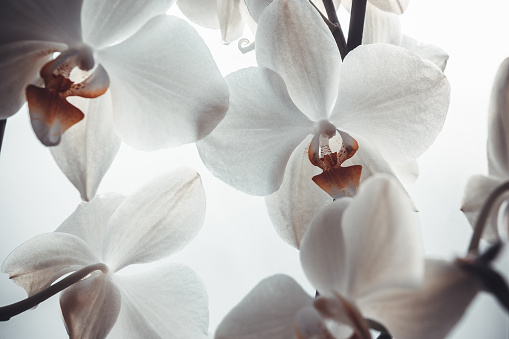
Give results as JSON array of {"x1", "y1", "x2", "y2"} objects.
[
  {"x1": 0, "y1": 119, "x2": 6, "y2": 154},
  {"x1": 322, "y1": 0, "x2": 339, "y2": 24},
  {"x1": 468, "y1": 181, "x2": 509, "y2": 253},
  {"x1": 310, "y1": 0, "x2": 347, "y2": 59},
  {"x1": 346, "y1": 0, "x2": 367, "y2": 53},
  {"x1": 0, "y1": 263, "x2": 108, "y2": 321}
]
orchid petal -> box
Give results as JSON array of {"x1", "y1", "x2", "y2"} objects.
[
  {"x1": 400, "y1": 35, "x2": 449, "y2": 72},
  {"x1": 295, "y1": 306, "x2": 336, "y2": 339},
  {"x1": 1, "y1": 233, "x2": 98, "y2": 296},
  {"x1": 215, "y1": 275, "x2": 313, "y2": 339},
  {"x1": 244, "y1": 0, "x2": 272, "y2": 22},
  {"x1": 300, "y1": 199, "x2": 351, "y2": 296},
  {"x1": 177, "y1": 0, "x2": 220, "y2": 29},
  {"x1": 103, "y1": 167, "x2": 205, "y2": 271},
  {"x1": 218, "y1": 0, "x2": 244, "y2": 43},
  {"x1": 368, "y1": 0, "x2": 409, "y2": 14},
  {"x1": 265, "y1": 136, "x2": 331, "y2": 248},
  {"x1": 340, "y1": 175, "x2": 423, "y2": 299},
  {"x1": 0, "y1": 0, "x2": 82, "y2": 46},
  {"x1": 331, "y1": 44, "x2": 450, "y2": 164},
  {"x1": 197, "y1": 67, "x2": 314, "y2": 195},
  {"x1": 392, "y1": 160, "x2": 419, "y2": 184},
  {"x1": 487, "y1": 58, "x2": 509, "y2": 178},
  {"x1": 256, "y1": 0, "x2": 341, "y2": 120},
  {"x1": 97, "y1": 15, "x2": 229, "y2": 151},
  {"x1": 50, "y1": 92, "x2": 121, "y2": 201},
  {"x1": 0, "y1": 41, "x2": 66, "y2": 119},
  {"x1": 60, "y1": 273, "x2": 121, "y2": 339},
  {"x1": 359, "y1": 259, "x2": 481, "y2": 339},
  {"x1": 363, "y1": 2, "x2": 401, "y2": 45},
  {"x1": 56, "y1": 193, "x2": 125, "y2": 257},
  {"x1": 81, "y1": 0, "x2": 174, "y2": 49},
  {"x1": 109, "y1": 263, "x2": 209, "y2": 339},
  {"x1": 461, "y1": 175, "x2": 505, "y2": 244}
]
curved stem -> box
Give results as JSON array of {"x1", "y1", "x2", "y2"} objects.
[
  {"x1": 468, "y1": 181, "x2": 509, "y2": 253},
  {"x1": 310, "y1": 0, "x2": 347, "y2": 59},
  {"x1": 0, "y1": 263, "x2": 108, "y2": 321},
  {"x1": 0, "y1": 119, "x2": 6, "y2": 154}
]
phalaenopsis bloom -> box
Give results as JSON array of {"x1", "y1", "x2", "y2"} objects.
[{"x1": 0, "y1": 0, "x2": 229, "y2": 200}]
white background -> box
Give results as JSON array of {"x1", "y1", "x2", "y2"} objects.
[{"x1": 1, "y1": 0, "x2": 509, "y2": 338}]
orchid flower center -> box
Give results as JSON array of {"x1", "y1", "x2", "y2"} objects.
[
  {"x1": 25, "y1": 45, "x2": 110, "y2": 146},
  {"x1": 308, "y1": 121, "x2": 362, "y2": 199}
]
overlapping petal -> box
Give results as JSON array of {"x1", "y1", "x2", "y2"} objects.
[
  {"x1": 400, "y1": 35, "x2": 449, "y2": 72},
  {"x1": 1, "y1": 233, "x2": 98, "y2": 296},
  {"x1": 368, "y1": 0, "x2": 409, "y2": 14},
  {"x1": 56, "y1": 193, "x2": 126, "y2": 256},
  {"x1": 197, "y1": 67, "x2": 314, "y2": 195},
  {"x1": 177, "y1": 0, "x2": 221, "y2": 29},
  {"x1": 359, "y1": 259, "x2": 481, "y2": 339},
  {"x1": 81, "y1": 0, "x2": 174, "y2": 49},
  {"x1": 265, "y1": 136, "x2": 331, "y2": 248},
  {"x1": 215, "y1": 274, "x2": 313, "y2": 339},
  {"x1": 331, "y1": 44, "x2": 450, "y2": 164},
  {"x1": 97, "y1": 15, "x2": 229, "y2": 151},
  {"x1": 102, "y1": 167, "x2": 205, "y2": 271},
  {"x1": 0, "y1": 0, "x2": 83, "y2": 46},
  {"x1": 217, "y1": 0, "x2": 245, "y2": 43},
  {"x1": 256, "y1": 0, "x2": 341, "y2": 121},
  {"x1": 487, "y1": 58, "x2": 509, "y2": 178},
  {"x1": 362, "y1": 2, "x2": 401, "y2": 45},
  {"x1": 461, "y1": 175, "x2": 506, "y2": 244},
  {"x1": 60, "y1": 272, "x2": 121, "y2": 339},
  {"x1": 50, "y1": 92, "x2": 121, "y2": 201},
  {"x1": 0, "y1": 41, "x2": 66, "y2": 118},
  {"x1": 109, "y1": 263, "x2": 209, "y2": 339}
]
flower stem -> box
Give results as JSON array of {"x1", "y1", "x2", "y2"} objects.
[
  {"x1": 468, "y1": 181, "x2": 509, "y2": 253},
  {"x1": 310, "y1": 0, "x2": 347, "y2": 59},
  {"x1": 346, "y1": 0, "x2": 367, "y2": 53},
  {"x1": 322, "y1": 0, "x2": 339, "y2": 24},
  {"x1": 0, "y1": 263, "x2": 108, "y2": 321},
  {"x1": 0, "y1": 119, "x2": 6, "y2": 154}
]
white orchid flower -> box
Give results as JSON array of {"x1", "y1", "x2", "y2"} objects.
[
  {"x1": 2, "y1": 167, "x2": 209, "y2": 338},
  {"x1": 462, "y1": 58, "x2": 509, "y2": 244},
  {"x1": 215, "y1": 176, "x2": 481, "y2": 339},
  {"x1": 341, "y1": 0, "x2": 448, "y2": 72},
  {"x1": 0, "y1": 0, "x2": 229, "y2": 200},
  {"x1": 197, "y1": 0, "x2": 450, "y2": 248}
]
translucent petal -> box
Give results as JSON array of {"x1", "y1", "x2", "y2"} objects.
[
  {"x1": 256, "y1": 0, "x2": 341, "y2": 121},
  {"x1": 215, "y1": 275, "x2": 313, "y2": 339},
  {"x1": 0, "y1": 41, "x2": 66, "y2": 119},
  {"x1": 56, "y1": 193, "x2": 126, "y2": 257},
  {"x1": 218, "y1": 0, "x2": 244, "y2": 43},
  {"x1": 1, "y1": 233, "x2": 98, "y2": 296},
  {"x1": 461, "y1": 175, "x2": 505, "y2": 244},
  {"x1": 363, "y1": 2, "x2": 401, "y2": 45},
  {"x1": 400, "y1": 35, "x2": 449, "y2": 72},
  {"x1": 177, "y1": 0, "x2": 220, "y2": 29},
  {"x1": 60, "y1": 273, "x2": 121, "y2": 339},
  {"x1": 103, "y1": 167, "x2": 205, "y2": 271},
  {"x1": 0, "y1": 0, "x2": 82, "y2": 46},
  {"x1": 50, "y1": 92, "x2": 121, "y2": 201},
  {"x1": 331, "y1": 44, "x2": 450, "y2": 164},
  {"x1": 368, "y1": 0, "x2": 409, "y2": 14},
  {"x1": 197, "y1": 67, "x2": 314, "y2": 196},
  {"x1": 109, "y1": 263, "x2": 209, "y2": 339},
  {"x1": 265, "y1": 136, "x2": 331, "y2": 249},
  {"x1": 487, "y1": 58, "x2": 509, "y2": 178},
  {"x1": 81, "y1": 0, "x2": 174, "y2": 49},
  {"x1": 359, "y1": 259, "x2": 481, "y2": 339},
  {"x1": 97, "y1": 15, "x2": 229, "y2": 151}
]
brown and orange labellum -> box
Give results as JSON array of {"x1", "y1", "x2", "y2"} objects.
[
  {"x1": 308, "y1": 130, "x2": 362, "y2": 199},
  {"x1": 26, "y1": 54, "x2": 110, "y2": 146}
]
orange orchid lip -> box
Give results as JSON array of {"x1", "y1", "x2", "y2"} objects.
[
  {"x1": 25, "y1": 48, "x2": 110, "y2": 146},
  {"x1": 308, "y1": 129, "x2": 362, "y2": 199}
]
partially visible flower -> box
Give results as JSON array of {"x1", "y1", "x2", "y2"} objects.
[
  {"x1": 215, "y1": 176, "x2": 481, "y2": 339},
  {"x1": 2, "y1": 167, "x2": 209, "y2": 338},
  {"x1": 197, "y1": 0, "x2": 450, "y2": 248},
  {"x1": 0, "y1": 0, "x2": 229, "y2": 200},
  {"x1": 462, "y1": 58, "x2": 509, "y2": 243},
  {"x1": 341, "y1": 0, "x2": 449, "y2": 72}
]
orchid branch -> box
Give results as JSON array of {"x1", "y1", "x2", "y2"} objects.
[
  {"x1": 0, "y1": 263, "x2": 108, "y2": 321},
  {"x1": 322, "y1": 0, "x2": 339, "y2": 24},
  {"x1": 346, "y1": 0, "x2": 367, "y2": 53},
  {"x1": 467, "y1": 181, "x2": 509, "y2": 253},
  {"x1": 0, "y1": 119, "x2": 6, "y2": 154},
  {"x1": 310, "y1": 0, "x2": 347, "y2": 59}
]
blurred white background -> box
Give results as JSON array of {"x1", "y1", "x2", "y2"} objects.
[{"x1": 1, "y1": 0, "x2": 509, "y2": 338}]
